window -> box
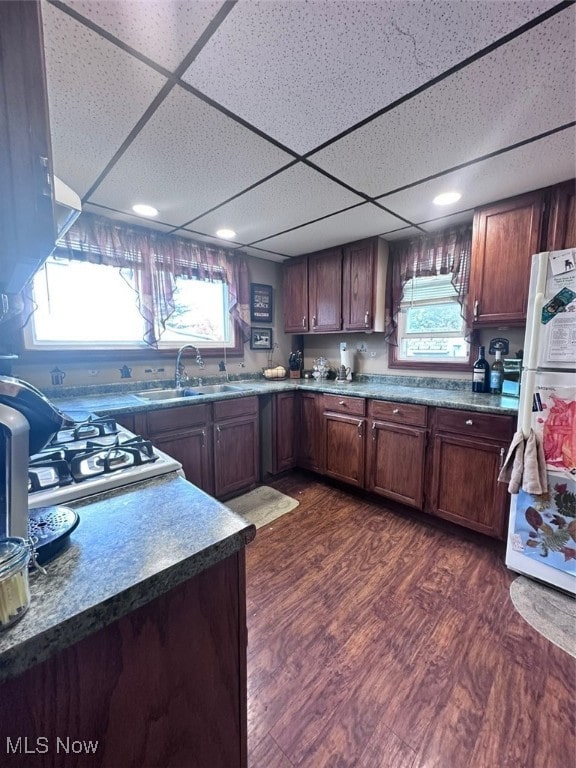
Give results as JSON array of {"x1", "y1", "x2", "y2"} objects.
[
  {"x1": 395, "y1": 274, "x2": 469, "y2": 363},
  {"x1": 23, "y1": 256, "x2": 233, "y2": 350}
]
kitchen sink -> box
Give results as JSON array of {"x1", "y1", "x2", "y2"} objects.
[{"x1": 135, "y1": 384, "x2": 248, "y2": 401}]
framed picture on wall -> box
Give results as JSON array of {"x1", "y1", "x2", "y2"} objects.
[
  {"x1": 250, "y1": 327, "x2": 273, "y2": 350},
  {"x1": 250, "y1": 283, "x2": 273, "y2": 323}
]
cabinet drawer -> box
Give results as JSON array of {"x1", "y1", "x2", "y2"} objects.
[
  {"x1": 368, "y1": 399, "x2": 427, "y2": 427},
  {"x1": 434, "y1": 408, "x2": 514, "y2": 441},
  {"x1": 147, "y1": 403, "x2": 211, "y2": 434},
  {"x1": 213, "y1": 395, "x2": 258, "y2": 421},
  {"x1": 323, "y1": 393, "x2": 365, "y2": 416}
]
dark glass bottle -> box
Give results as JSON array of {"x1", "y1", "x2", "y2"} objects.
[{"x1": 472, "y1": 346, "x2": 490, "y2": 393}]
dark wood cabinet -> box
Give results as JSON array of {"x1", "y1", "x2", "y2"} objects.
[
  {"x1": 296, "y1": 391, "x2": 323, "y2": 472},
  {"x1": 144, "y1": 404, "x2": 213, "y2": 494},
  {"x1": 0, "y1": 0, "x2": 56, "y2": 296},
  {"x1": 213, "y1": 397, "x2": 259, "y2": 499},
  {"x1": 0, "y1": 551, "x2": 249, "y2": 768},
  {"x1": 365, "y1": 400, "x2": 428, "y2": 509},
  {"x1": 428, "y1": 408, "x2": 514, "y2": 539},
  {"x1": 282, "y1": 257, "x2": 309, "y2": 333},
  {"x1": 272, "y1": 391, "x2": 297, "y2": 473},
  {"x1": 546, "y1": 179, "x2": 576, "y2": 250},
  {"x1": 308, "y1": 248, "x2": 343, "y2": 332},
  {"x1": 322, "y1": 394, "x2": 366, "y2": 486},
  {"x1": 342, "y1": 238, "x2": 388, "y2": 332},
  {"x1": 469, "y1": 191, "x2": 544, "y2": 326}
]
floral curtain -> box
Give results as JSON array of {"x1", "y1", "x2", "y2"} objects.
[
  {"x1": 58, "y1": 212, "x2": 251, "y2": 347},
  {"x1": 385, "y1": 224, "x2": 472, "y2": 344}
]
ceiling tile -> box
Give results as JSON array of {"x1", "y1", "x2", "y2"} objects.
[
  {"x1": 190, "y1": 164, "x2": 365, "y2": 243},
  {"x1": 41, "y1": 1, "x2": 167, "y2": 198},
  {"x1": 379, "y1": 127, "x2": 576, "y2": 224},
  {"x1": 310, "y1": 8, "x2": 575, "y2": 195},
  {"x1": 57, "y1": 0, "x2": 223, "y2": 71},
  {"x1": 171, "y1": 228, "x2": 245, "y2": 250},
  {"x1": 255, "y1": 204, "x2": 406, "y2": 256},
  {"x1": 236, "y1": 246, "x2": 289, "y2": 264},
  {"x1": 81, "y1": 203, "x2": 177, "y2": 232},
  {"x1": 89, "y1": 85, "x2": 294, "y2": 222},
  {"x1": 183, "y1": 0, "x2": 558, "y2": 154},
  {"x1": 418, "y1": 210, "x2": 475, "y2": 233}
]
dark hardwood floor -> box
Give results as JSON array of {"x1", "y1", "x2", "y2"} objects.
[{"x1": 245, "y1": 471, "x2": 575, "y2": 768}]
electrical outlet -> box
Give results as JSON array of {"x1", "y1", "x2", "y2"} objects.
[
  {"x1": 369, "y1": 352, "x2": 377, "y2": 358},
  {"x1": 357, "y1": 343, "x2": 368, "y2": 353}
]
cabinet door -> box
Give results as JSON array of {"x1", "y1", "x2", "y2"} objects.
[
  {"x1": 308, "y1": 249, "x2": 343, "y2": 332},
  {"x1": 469, "y1": 192, "x2": 543, "y2": 325},
  {"x1": 546, "y1": 180, "x2": 576, "y2": 250},
  {"x1": 0, "y1": 0, "x2": 56, "y2": 295},
  {"x1": 214, "y1": 415, "x2": 259, "y2": 499},
  {"x1": 283, "y1": 258, "x2": 309, "y2": 332},
  {"x1": 296, "y1": 392, "x2": 323, "y2": 472},
  {"x1": 366, "y1": 420, "x2": 426, "y2": 509},
  {"x1": 273, "y1": 392, "x2": 296, "y2": 473},
  {"x1": 343, "y1": 239, "x2": 376, "y2": 331},
  {"x1": 153, "y1": 427, "x2": 214, "y2": 496},
  {"x1": 430, "y1": 432, "x2": 508, "y2": 539},
  {"x1": 323, "y1": 412, "x2": 365, "y2": 487}
]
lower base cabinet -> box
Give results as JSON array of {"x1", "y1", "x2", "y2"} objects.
[
  {"x1": 213, "y1": 397, "x2": 259, "y2": 499},
  {"x1": 0, "y1": 551, "x2": 249, "y2": 768},
  {"x1": 297, "y1": 391, "x2": 323, "y2": 472},
  {"x1": 428, "y1": 408, "x2": 514, "y2": 539}
]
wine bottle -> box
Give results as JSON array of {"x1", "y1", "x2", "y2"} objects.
[
  {"x1": 490, "y1": 350, "x2": 504, "y2": 394},
  {"x1": 472, "y1": 346, "x2": 490, "y2": 393}
]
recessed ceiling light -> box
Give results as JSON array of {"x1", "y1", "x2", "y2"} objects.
[
  {"x1": 216, "y1": 228, "x2": 236, "y2": 239},
  {"x1": 132, "y1": 203, "x2": 158, "y2": 217},
  {"x1": 433, "y1": 192, "x2": 462, "y2": 206}
]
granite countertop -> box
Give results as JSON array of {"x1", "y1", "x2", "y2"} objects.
[
  {"x1": 49, "y1": 377, "x2": 519, "y2": 417},
  {"x1": 0, "y1": 474, "x2": 255, "y2": 683}
]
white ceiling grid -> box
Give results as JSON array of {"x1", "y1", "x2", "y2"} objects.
[{"x1": 41, "y1": 0, "x2": 576, "y2": 260}]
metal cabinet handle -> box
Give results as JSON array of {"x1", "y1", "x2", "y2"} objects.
[
  {"x1": 312, "y1": 316, "x2": 317, "y2": 327},
  {"x1": 339, "y1": 400, "x2": 346, "y2": 406},
  {"x1": 372, "y1": 421, "x2": 377, "y2": 440},
  {"x1": 216, "y1": 424, "x2": 221, "y2": 443},
  {"x1": 357, "y1": 421, "x2": 363, "y2": 437},
  {"x1": 465, "y1": 419, "x2": 473, "y2": 425},
  {"x1": 393, "y1": 408, "x2": 399, "y2": 414},
  {"x1": 302, "y1": 316, "x2": 306, "y2": 327},
  {"x1": 473, "y1": 299, "x2": 479, "y2": 321},
  {"x1": 499, "y1": 447, "x2": 505, "y2": 469},
  {"x1": 201, "y1": 428, "x2": 206, "y2": 448},
  {"x1": 364, "y1": 311, "x2": 370, "y2": 327}
]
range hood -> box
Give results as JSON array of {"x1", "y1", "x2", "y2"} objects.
[{"x1": 54, "y1": 175, "x2": 81, "y2": 238}]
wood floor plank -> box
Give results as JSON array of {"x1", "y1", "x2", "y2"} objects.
[{"x1": 246, "y1": 471, "x2": 576, "y2": 768}]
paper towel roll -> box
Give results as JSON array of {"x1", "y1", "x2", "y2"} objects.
[{"x1": 340, "y1": 349, "x2": 351, "y2": 369}]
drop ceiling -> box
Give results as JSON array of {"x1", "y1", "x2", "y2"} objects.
[{"x1": 41, "y1": 0, "x2": 576, "y2": 262}]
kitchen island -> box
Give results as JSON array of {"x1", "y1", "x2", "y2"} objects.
[{"x1": 0, "y1": 472, "x2": 255, "y2": 768}]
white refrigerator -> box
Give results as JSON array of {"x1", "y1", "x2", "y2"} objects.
[{"x1": 505, "y1": 248, "x2": 576, "y2": 595}]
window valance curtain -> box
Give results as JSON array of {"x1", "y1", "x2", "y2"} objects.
[
  {"x1": 385, "y1": 224, "x2": 472, "y2": 343},
  {"x1": 57, "y1": 212, "x2": 250, "y2": 347}
]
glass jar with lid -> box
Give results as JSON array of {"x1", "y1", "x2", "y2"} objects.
[{"x1": 0, "y1": 537, "x2": 31, "y2": 630}]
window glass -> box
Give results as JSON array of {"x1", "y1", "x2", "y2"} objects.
[
  {"x1": 24, "y1": 257, "x2": 231, "y2": 349},
  {"x1": 397, "y1": 275, "x2": 468, "y2": 363}
]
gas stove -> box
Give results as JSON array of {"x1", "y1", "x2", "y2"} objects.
[{"x1": 28, "y1": 416, "x2": 182, "y2": 508}]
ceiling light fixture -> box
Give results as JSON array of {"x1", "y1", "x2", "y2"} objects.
[
  {"x1": 433, "y1": 191, "x2": 462, "y2": 206},
  {"x1": 216, "y1": 228, "x2": 236, "y2": 239},
  {"x1": 132, "y1": 203, "x2": 158, "y2": 216}
]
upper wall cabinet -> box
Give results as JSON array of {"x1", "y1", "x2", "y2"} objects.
[
  {"x1": 342, "y1": 238, "x2": 387, "y2": 332},
  {"x1": 469, "y1": 191, "x2": 544, "y2": 326},
  {"x1": 0, "y1": 0, "x2": 56, "y2": 296},
  {"x1": 282, "y1": 237, "x2": 388, "y2": 334},
  {"x1": 308, "y1": 247, "x2": 343, "y2": 332},
  {"x1": 546, "y1": 180, "x2": 576, "y2": 251},
  {"x1": 283, "y1": 257, "x2": 309, "y2": 333}
]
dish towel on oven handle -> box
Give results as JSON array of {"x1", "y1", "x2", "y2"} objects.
[{"x1": 498, "y1": 429, "x2": 548, "y2": 495}]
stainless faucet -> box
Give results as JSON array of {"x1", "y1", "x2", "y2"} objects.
[{"x1": 175, "y1": 344, "x2": 205, "y2": 389}]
